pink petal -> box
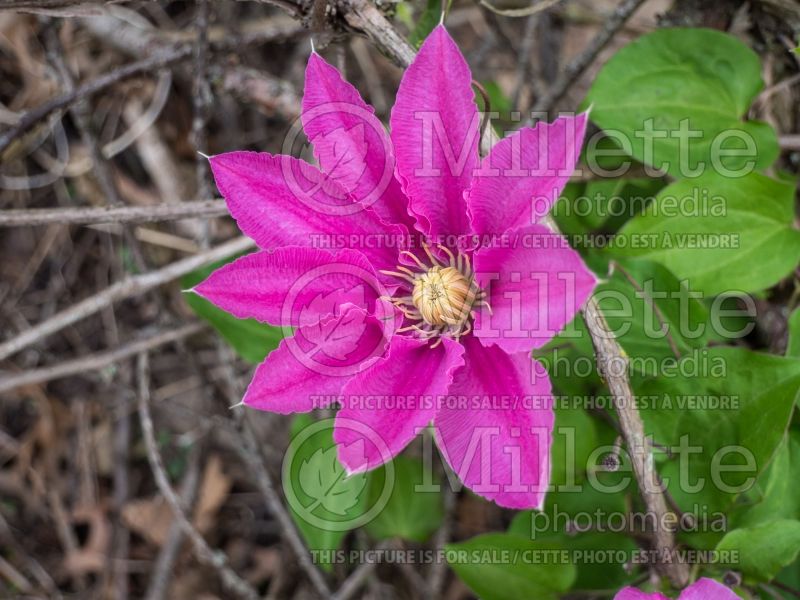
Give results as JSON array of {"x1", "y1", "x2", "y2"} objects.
[
  {"x1": 434, "y1": 337, "x2": 554, "y2": 509},
  {"x1": 614, "y1": 589, "x2": 669, "y2": 600},
  {"x1": 390, "y1": 25, "x2": 479, "y2": 242},
  {"x1": 193, "y1": 247, "x2": 390, "y2": 327},
  {"x1": 209, "y1": 151, "x2": 401, "y2": 274},
  {"x1": 302, "y1": 53, "x2": 413, "y2": 228},
  {"x1": 334, "y1": 335, "x2": 465, "y2": 473},
  {"x1": 473, "y1": 224, "x2": 597, "y2": 353},
  {"x1": 468, "y1": 113, "x2": 587, "y2": 237},
  {"x1": 679, "y1": 578, "x2": 739, "y2": 600},
  {"x1": 244, "y1": 307, "x2": 389, "y2": 413}
]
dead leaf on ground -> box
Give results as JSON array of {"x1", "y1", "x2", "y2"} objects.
[
  {"x1": 193, "y1": 454, "x2": 232, "y2": 534},
  {"x1": 122, "y1": 453, "x2": 232, "y2": 547},
  {"x1": 63, "y1": 504, "x2": 111, "y2": 576}
]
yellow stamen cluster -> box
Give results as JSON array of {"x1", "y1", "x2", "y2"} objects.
[{"x1": 380, "y1": 244, "x2": 491, "y2": 348}]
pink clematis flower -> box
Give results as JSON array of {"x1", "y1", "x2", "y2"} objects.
[
  {"x1": 615, "y1": 577, "x2": 739, "y2": 600},
  {"x1": 195, "y1": 25, "x2": 596, "y2": 509}
]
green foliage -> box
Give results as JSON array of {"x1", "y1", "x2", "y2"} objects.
[
  {"x1": 549, "y1": 403, "x2": 598, "y2": 488},
  {"x1": 552, "y1": 177, "x2": 666, "y2": 238},
  {"x1": 507, "y1": 488, "x2": 638, "y2": 591},
  {"x1": 733, "y1": 431, "x2": 800, "y2": 529},
  {"x1": 716, "y1": 520, "x2": 800, "y2": 581},
  {"x1": 446, "y1": 533, "x2": 576, "y2": 600},
  {"x1": 480, "y1": 80, "x2": 512, "y2": 119},
  {"x1": 584, "y1": 28, "x2": 778, "y2": 177},
  {"x1": 364, "y1": 455, "x2": 443, "y2": 542},
  {"x1": 610, "y1": 172, "x2": 800, "y2": 295},
  {"x1": 408, "y1": 0, "x2": 444, "y2": 48},
  {"x1": 788, "y1": 308, "x2": 800, "y2": 359},
  {"x1": 298, "y1": 445, "x2": 366, "y2": 516},
  {"x1": 182, "y1": 257, "x2": 283, "y2": 364},
  {"x1": 636, "y1": 347, "x2": 800, "y2": 515},
  {"x1": 591, "y1": 256, "x2": 715, "y2": 374},
  {"x1": 284, "y1": 415, "x2": 370, "y2": 571}
]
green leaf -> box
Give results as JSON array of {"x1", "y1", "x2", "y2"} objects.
[
  {"x1": 446, "y1": 533, "x2": 576, "y2": 600},
  {"x1": 182, "y1": 258, "x2": 283, "y2": 364},
  {"x1": 788, "y1": 308, "x2": 800, "y2": 359},
  {"x1": 365, "y1": 455, "x2": 443, "y2": 542},
  {"x1": 408, "y1": 0, "x2": 442, "y2": 48},
  {"x1": 611, "y1": 172, "x2": 800, "y2": 295},
  {"x1": 584, "y1": 27, "x2": 778, "y2": 177},
  {"x1": 716, "y1": 520, "x2": 800, "y2": 581},
  {"x1": 592, "y1": 257, "x2": 713, "y2": 375},
  {"x1": 536, "y1": 315, "x2": 601, "y2": 398},
  {"x1": 298, "y1": 446, "x2": 366, "y2": 516},
  {"x1": 508, "y1": 493, "x2": 638, "y2": 590},
  {"x1": 550, "y1": 404, "x2": 598, "y2": 487},
  {"x1": 551, "y1": 178, "x2": 666, "y2": 238},
  {"x1": 481, "y1": 80, "x2": 512, "y2": 115},
  {"x1": 637, "y1": 347, "x2": 800, "y2": 513},
  {"x1": 734, "y1": 431, "x2": 800, "y2": 529},
  {"x1": 284, "y1": 415, "x2": 371, "y2": 571}
]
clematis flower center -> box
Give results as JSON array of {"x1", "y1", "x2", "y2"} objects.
[
  {"x1": 412, "y1": 266, "x2": 473, "y2": 326},
  {"x1": 380, "y1": 245, "x2": 491, "y2": 347}
]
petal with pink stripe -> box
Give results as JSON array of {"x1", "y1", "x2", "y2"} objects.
[
  {"x1": 334, "y1": 335, "x2": 464, "y2": 473},
  {"x1": 434, "y1": 337, "x2": 553, "y2": 509},
  {"x1": 390, "y1": 25, "x2": 479, "y2": 242},
  {"x1": 243, "y1": 307, "x2": 389, "y2": 413},
  {"x1": 473, "y1": 224, "x2": 596, "y2": 353},
  {"x1": 303, "y1": 53, "x2": 413, "y2": 229}
]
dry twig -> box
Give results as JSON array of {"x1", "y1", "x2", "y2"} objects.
[
  {"x1": 0, "y1": 17, "x2": 301, "y2": 157},
  {"x1": 145, "y1": 444, "x2": 204, "y2": 600},
  {"x1": 0, "y1": 322, "x2": 205, "y2": 393},
  {"x1": 531, "y1": 0, "x2": 649, "y2": 114},
  {"x1": 137, "y1": 352, "x2": 259, "y2": 600},
  {"x1": 214, "y1": 344, "x2": 333, "y2": 598},
  {"x1": 0, "y1": 236, "x2": 253, "y2": 362}
]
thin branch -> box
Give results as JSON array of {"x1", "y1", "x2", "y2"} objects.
[
  {"x1": 340, "y1": 0, "x2": 416, "y2": 67},
  {"x1": 427, "y1": 486, "x2": 456, "y2": 596},
  {"x1": 531, "y1": 0, "x2": 648, "y2": 114},
  {"x1": 218, "y1": 66, "x2": 302, "y2": 121},
  {"x1": 0, "y1": 0, "x2": 125, "y2": 9},
  {"x1": 0, "y1": 200, "x2": 228, "y2": 227},
  {"x1": 478, "y1": 0, "x2": 565, "y2": 18},
  {"x1": 0, "y1": 555, "x2": 32, "y2": 594},
  {"x1": 145, "y1": 444, "x2": 204, "y2": 600},
  {"x1": 330, "y1": 540, "x2": 392, "y2": 600},
  {"x1": 0, "y1": 322, "x2": 205, "y2": 393},
  {"x1": 330, "y1": 561, "x2": 377, "y2": 600},
  {"x1": 111, "y1": 387, "x2": 131, "y2": 600},
  {"x1": 610, "y1": 260, "x2": 682, "y2": 359},
  {"x1": 213, "y1": 343, "x2": 332, "y2": 598},
  {"x1": 0, "y1": 236, "x2": 254, "y2": 362},
  {"x1": 0, "y1": 18, "x2": 301, "y2": 157},
  {"x1": 233, "y1": 411, "x2": 333, "y2": 598},
  {"x1": 511, "y1": 12, "x2": 541, "y2": 109},
  {"x1": 770, "y1": 581, "x2": 800, "y2": 600},
  {"x1": 579, "y1": 293, "x2": 689, "y2": 587},
  {"x1": 780, "y1": 134, "x2": 800, "y2": 150},
  {"x1": 0, "y1": 47, "x2": 192, "y2": 158},
  {"x1": 136, "y1": 353, "x2": 259, "y2": 600},
  {"x1": 192, "y1": 0, "x2": 213, "y2": 249}
]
